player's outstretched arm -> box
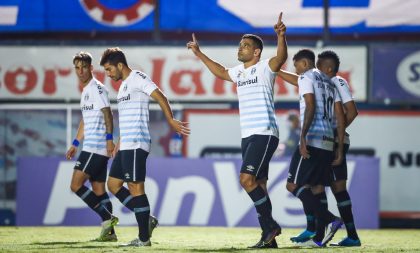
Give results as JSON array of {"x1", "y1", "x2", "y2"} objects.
[
  {"x1": 269, "y1": 12, "x2": 288, "y2": 72},
  {"x1": 332, "y1": 101, "x2": 345, "y2": 166},
  {"x1": 278, "y1": 69, "x2": 298, "y2": 86},
  {"x1": 150, "y1": 89, "x2": 191, "y2": 136},
  {"x1": 66, "y1": 120, "x2": 84, "y2": 160},
  {"x1": 187, "y1": 33, "x2": 232, "y2": 82}
]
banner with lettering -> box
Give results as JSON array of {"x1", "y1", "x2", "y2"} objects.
[
  {"x1": 0, "y1": 46, "x2": 367, "y2": 101},
  {"x1": 370, "y1": 46, "x2": 420, "y2": 104},
  {"x1": 17, "y1": 156, "x2": 379, "y2": 228},
  {"x1": 1, "y1": 0, "x2": 419, "y2": 34}
]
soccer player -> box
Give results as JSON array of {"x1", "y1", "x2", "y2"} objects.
[
  {"x1": 100, "y1": 47, "x2": 190, "y2": 247},
  {"x1": 279, "y1": 50, "x2": 361, "y2": 247},
  {"x1": 318, "y1": 51, "x2": 360, "y2": 246},
  {"x1": 285, "y1": 49, "x2": 345, "y2": 247},
  {"x1": 66, "y1": 51, "x2": 118, "y2": 242},
  {"x1": 187, "y1": 13, "x2": 287, "y2": 248}
]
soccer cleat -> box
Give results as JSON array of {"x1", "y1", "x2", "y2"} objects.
[
  {"x1": 294, "y1": 239, "x2": 323, "y2": 247},
  {"x1": 120, "y1": 238, "x2": 151, "y2": 247},
  {"x1": 290, "y1": 229, "x2": 316, "y2": 243},
  {"x1": 99, "y1": 216, "x2": 119, "y2": 240},
  {"x1": 149, "y1": 215, "x2": 159, "y2": 238},
  {"x1": 330, "y1": 237, "x2": 361, "y2": 247},
  {"x1": 321, "y1": 218, "x2": 343, "y2": 246},
  {"x1": 248, "y1": 238, "x2": 278, "y2": 248},
  {"x1": 92, "y1": 233, "x2": 118, "y2": 242},
  {"x1": 262, "y1": 221, "x2": 282, "y2": 245}
]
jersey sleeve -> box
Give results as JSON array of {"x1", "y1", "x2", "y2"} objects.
[
  {"x1": 134, "y1": 71, "x2": 158, "y2": 96},
  {"x1": 227, "y1": 65, "x2": 241, "y2": 83},
  {"x1": 298, "y1": 75, "x2": 314, "y2": 96},
  {"x1": 261, "y1": 58, "x2": 277, "y2": 78},
  {"x1": 334, "y1": 86, "x2": 342, "y2": 103},
  {"x1": 92, "y1": 82, "x2": 110, "y2": 110},
  {"x1": 334, "y1": 77, "x2": 353, "y2": 104}
]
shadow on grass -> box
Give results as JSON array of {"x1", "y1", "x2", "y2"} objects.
[
  {"x1": 31, "y1": 242, "x2": 85, "y2": 246},
  {"x1": 28, "y1": 243, "x2": 305, "y2": 252},
  {"x1": 135, "y1": 248, "x2": 242, "y2": 253},
  {"x1": 30, "y1": 241, "x2": 115, "y2": 249},
  {"x1": 150, "y1": 246, "x2": 304, "y2": 252}
]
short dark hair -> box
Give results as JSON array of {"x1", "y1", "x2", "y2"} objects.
[
  {"x1": 293, "y1": 49, "x2": 315, "y2": 64},
  {"x1": 73, "y1": 51, "x2": 92, "y2": 66},
  {"x1": 100, "y1": 47, "x2": 128, "y2": 66},
  {"x1": 242, "y1": 34, "x2": 264, "y2": 52},
  {"x1": 318, "y1": 50, "x2": 340, "y2": 73}
]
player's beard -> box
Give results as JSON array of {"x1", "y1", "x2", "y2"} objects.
[
  {"x1": 112, "y1": 71, "x2": 122, "y2": 81},
  {"x1": 237, "y1": 52, "x2": 252, "y2": 63}
]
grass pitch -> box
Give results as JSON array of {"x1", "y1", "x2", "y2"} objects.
[{"x1": 1, "y1": 226, "x2": 420, "y2": 252}]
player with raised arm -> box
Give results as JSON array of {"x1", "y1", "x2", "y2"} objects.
[
  {"x1": 66, "y1": 51, "x2": 118, "y2": 242},
  {"x1": 285, "y1": 49, "x2": 345, "y2": 247},
  {"x1": 187, "y1": 12, "x2": 287, "y2": 248},
  {"x1": 100, "y1": 47, "x2": 190, "y2": 247},
  {"x1": 279, "y1": 50, "x2": 361, "y2": 247}
]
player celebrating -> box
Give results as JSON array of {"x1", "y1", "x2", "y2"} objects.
[
  {"x1": 66, "y1": 51, "x2": 118, "y2": 242},
  {"x1": 318, "y1": 51, "x2": 361, "y2": 246},
  {"x1": 285, "y1": 49, "x2": 345, "y2": 247},
  {"x1": 100, "y1": 47, "x2": 190, "y2": 247},
  {"x1": 187, "y1": 12, "x2": 287, "y2": 248},
  {"x1": 279, "y1": 50, "x2": 361, "y2": 247}
]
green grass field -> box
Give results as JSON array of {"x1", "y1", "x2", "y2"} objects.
[{"x1": 1, "y1": 226, "x2": 420, "y2": 252}]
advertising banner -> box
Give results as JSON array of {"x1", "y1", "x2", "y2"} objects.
[
  {"x1": 371, "y1": 46, "x2": 420, "y2": 104},
  {"x1": 0, "y1": 0, "x2": 153, "y2": 31},
  {"x1": 1, "y1": 0, "x2": 420, "y2": 34},
  {"x1": 0, "y1": 46, "x2": 367, "y2": 101},
  {"x1": 185, "y1": 109, "x2": 420, "y2": 213},
  {"x1": 17, "y1": 157, "x2": 379, "y2": 228}
]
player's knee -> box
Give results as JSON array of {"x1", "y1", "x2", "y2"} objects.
[
  {"x1": 239, "y1": 174, "x2": 254, "y2": 190},
  {"x1": 311, "y1": 185, "x2": 325, "y2": 195},
  {"x1": 286, "y1": 182, "x2": 296, "y2": 193},
  {"x1": 331, "y1": 180, "x2": 347, "y2": 193},
  {"x1": 70, "y1": 182, "x2": 82, "y2": 193},
  {"x1": 91, "y1": 183, "x2": 106, "y2": 196},
  {"x1": 127, "y1": 182, "x2": 145, "y2": 196},
  {"x1": 107, "y1": 180, "x2": 119, "y2": 195}
]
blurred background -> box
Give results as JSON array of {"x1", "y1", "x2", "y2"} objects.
[{"x1": 1, "y1": 0, "x2": 419, "y2": 229}]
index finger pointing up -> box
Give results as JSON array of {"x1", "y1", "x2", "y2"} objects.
[
  {"x1": 192, "y1": 33, "x2": 197, "y2": 43},
  {"x1": 278, "y1": 12, "x2": 283, "y2": 24}
]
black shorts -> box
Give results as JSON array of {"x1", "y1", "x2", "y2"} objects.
[
  {"x1": 330, "y1": 143, "x2": 350, "y2": 182},
  {"x1": 240, "y1": 135, "x2": 279, "y2": 181},
  {"x1": 75, "y1": 151, "x2": 109, "y2": 182},
  {"x1": 287, "y1": 145, "x2": 334, "y2": 186},
  {"x1": 109, "y1": 148, "x2": 149, "y2": 182}
]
